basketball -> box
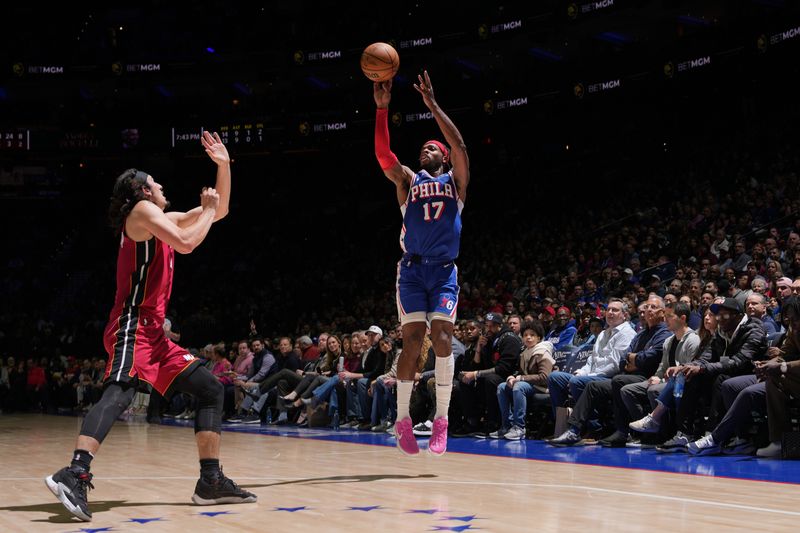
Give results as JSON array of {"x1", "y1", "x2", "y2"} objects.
[{"x1": 360, "y1": 42, "x2": 399, "y2": 82}]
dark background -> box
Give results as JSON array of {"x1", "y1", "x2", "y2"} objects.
[{"x1": 1, "y1": 1, "x2": 799, "y2": 355}]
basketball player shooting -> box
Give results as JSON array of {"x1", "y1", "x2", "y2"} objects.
[
  {"x1": 373, "y1": 71, "x2": 470, "y2": 456},
  {"x1": 45, "y1": 131, "x2": 256, "y2": 522}
]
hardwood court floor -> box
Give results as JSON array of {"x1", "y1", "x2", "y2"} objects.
[{"x1": 1, "y1": 414, "x2": 800, "y2": 532}]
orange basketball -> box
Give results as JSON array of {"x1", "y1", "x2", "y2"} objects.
[{"x1": 360, "y1": 42, "x2": 399, "y2": 82}]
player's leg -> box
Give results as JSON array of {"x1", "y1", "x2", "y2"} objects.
[
  {"x1": 425, "y1": 263, "x2": 459, "y2": 455},
  {"x1": 395, "y1": 258, "x2": 428, "y2": 455},
  {"x1": 45, "y1": 381, "x2": 137, "y2": 522},
  {"x1": 171, "y1": 364, "x2": 257, "y2": 505}
]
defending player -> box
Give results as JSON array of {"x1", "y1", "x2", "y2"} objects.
[{"x1": 45, "y1": 131, "x2": 256, "y2": 522}]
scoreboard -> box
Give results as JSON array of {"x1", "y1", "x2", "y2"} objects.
[
  {"x1": 218, "y1": 123, "x2": 265, "y2": 147},
  {"x1": 171, "y1": 123, "x2": 267, "y2": 149},
  {"x1": 0, "y1": 129, "x2": 30, "y2": 151}
]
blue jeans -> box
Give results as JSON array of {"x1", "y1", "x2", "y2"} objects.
[
  {"x1": 655, "y1": 377, "x2": 680, "y2": 410},
  {"x1": 312, "y1": 375, "x2": 340, "y2": 415},
  {"x1": 344, "y1": 379, "x2": 362, "y2": 420},
  {"x1": 497, "y1": 381, "x2": 535, "y2": 429},
  {"x1": 547, "y1": 371, "x2": 608, "y2": 417},
  {"x1": 370, "y1": 378, "x2": 396, "y2": 425},
  {"x1": 356, "y1": 378, "x2": 372, "y2": 422}
]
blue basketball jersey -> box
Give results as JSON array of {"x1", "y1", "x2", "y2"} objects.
[{"x1": 400, "y1": 169, "x2": 463, "y2": 260}]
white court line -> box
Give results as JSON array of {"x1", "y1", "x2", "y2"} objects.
[
  {"x1": 323, "y1": 449, "x2": 389, "y2": 456},
  {"x1": 8, "y1": 474, "x2": 799, "y2": 517}
]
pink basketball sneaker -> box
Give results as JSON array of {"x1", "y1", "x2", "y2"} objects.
[
  {"x1": 428, "y1": 417, "x2": 448, "y2": 456},
  {"x1": 394, "y1": 417, "x2": 420, "y2": 456}
]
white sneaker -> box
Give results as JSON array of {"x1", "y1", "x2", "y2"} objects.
[
  {"x1": 504, "y1": 426, "x2": 525, "y2": 440},
  {"x1": 756, "y1": 441, "x2": 782, "y2": 458},
  {"x1": 656, "y1": 431, "x2": 691, "y2": 453},
  {"x1": 175, "y1": 409, "x2": 190, "y2": 419},
  {"x1": 488, "y1": 427, "x2": 509, "y2": 439},
  {"x1": 629, "y1": 414, "x2": 660, "y2": 434},
  {"x1": 687, "y1": 434, "x2": 720, "y2": 456},
  {"x1": 412, "y1": 420, "x2": 433, "y2": 436}
]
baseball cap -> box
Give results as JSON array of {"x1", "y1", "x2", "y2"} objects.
[
  {"x1": 542, "y1": 306, "x2": 556, "y2": 317},
  {"x1": 623, "y1": 268, "x2": 633, "y2": 276},
  {"x1": 485, "y1": 312, "x2": 504, "y2": 324},
  {"x1": 709, "y1": 297, "x2": 743, "y2": 314},
  {"x1": 366, "y1": 325, "x2": 382, "y2": 335},
  {"x1": 777, "y1": 277, "x2": 793, "y2": 288}
]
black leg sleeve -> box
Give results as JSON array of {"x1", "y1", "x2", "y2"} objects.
[
  {"x1": 80, "y1": 382, "x2": 137, "y2": 442},
  {"x1": 173, "y1": 366, "x2": 224, "y2": 434}
]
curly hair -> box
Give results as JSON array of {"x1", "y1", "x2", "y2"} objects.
[{"x1": 108, "y1": 168, "x2": 150, "y2": 234}]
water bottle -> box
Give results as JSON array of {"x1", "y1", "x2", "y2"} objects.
[
  {"x1": 673, "y1": 372, "x2": 685, "y2": 399},
  {"x1": 338, "y1": 356, "x2": 344, "y2": 372},
  {"x1": 265, "y1": 408, "x2": 273, "y2": 425},
  {"x1": 332, "y1": 411, "x2": 340, "y2": 430}
]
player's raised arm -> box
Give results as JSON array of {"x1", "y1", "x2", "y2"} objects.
[
  {"x1": 130, "y1": 188, "x2": 219, "y2": 254},
  {"x1": 168, "y1": 132, "x2": 230, "y2": 228},
  {"x1": 414, "y1": 70, "x2": 470, "y2": 200},
  {"x1": 374, "y1": 80, "x2": 414, "y2": 205},
  {"x1": 201, "y1": 131, "x2": 230, "y2": 220}
]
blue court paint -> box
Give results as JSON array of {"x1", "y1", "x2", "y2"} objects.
[
  {"x1": 346, "y1": 505, "x2": 382, "y2": 511},
  {"x1": 197, "y1": 511, "x2": 233, "y2": 517},
  {"x1": 127, "y1": 517, "x2": 164, "y2": 523},
  {"x1": 440, "y1": 515, "x2": 479, "y2": 522},
  {"x1": 160, "y1": 419, "x2": 800, "y2": 484},
  {"x1": 274, "y1": 506, "x2": 307, "y2": 512}
]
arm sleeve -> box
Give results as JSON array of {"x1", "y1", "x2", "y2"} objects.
[{"x1": 375, "y1": 108, "x2": 400, "y2": 170}]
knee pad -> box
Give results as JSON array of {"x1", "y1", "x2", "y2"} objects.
[
  {"x1": 174, "y1": 366, "x2": 223, "y2": 433},
  {"x1": 80, "y1": 383, "x2": 136, "y2": 442}
]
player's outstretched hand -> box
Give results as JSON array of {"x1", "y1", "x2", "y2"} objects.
[
  {"x1": 374, "y1": 80, "x2": 392, "y2": 109},
  {"x1": 201, "y1": 187, "x2": 220, "y2": 211},
  {"x1": 201, "y1": 131, "x2": 230, "y2": 166},
  {"x1": 413, "y1": 70, "x2": 436, "y2": 109}
]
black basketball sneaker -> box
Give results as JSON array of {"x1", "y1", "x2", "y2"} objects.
[
  {"x1": 45, "y1": 466, "x2": 94, "y2": 522},
  {"x1": 191, "y1": 468, "x2": 257, "y2": 505}
]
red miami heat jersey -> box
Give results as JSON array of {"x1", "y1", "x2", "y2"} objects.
[
  {"x1": 102, "y1": 230, "x2": 197, "y2": 395},
  {"x1": 108, "y1": 232, "x2": 174, "y2": 321}
]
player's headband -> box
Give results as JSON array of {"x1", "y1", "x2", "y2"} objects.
[
  {"x1": 132, "y1": 169, "x2": 149, "y2": 186},
  {"x1": 423, "y1": 140, "x2": 450, "y2": 163}
]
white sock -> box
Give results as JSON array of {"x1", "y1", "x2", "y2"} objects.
[
  {"x1": 434, "y1": 354, "x2": 454, "y2": 419},
  {"x1": 396, "y1": 380, "x2": 414, "y2": 421}
]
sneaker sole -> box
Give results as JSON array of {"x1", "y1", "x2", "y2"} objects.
[
  {"x1": 395, "y1": 441, "x2": 420, "y2": 456},
  {"x1": 427, "y1": 444, "x2": 446, "y2": 457},
  {"x1": 191, "y1": 493, "x2": 258, "y2": 505},
  {"x1": 688, "y1": 446, "x2": 721, "y2": 456},
  {"x1": 655, "y1": 446, "x2": 686, "y2": 453},
  {"x1": 45, "y1": 475, "x2": 92, "y2": 522}
]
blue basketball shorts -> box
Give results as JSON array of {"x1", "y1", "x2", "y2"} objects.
[{"x1": 395, "y1": 258, "x2": 459, "y2": 325}]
